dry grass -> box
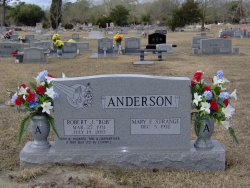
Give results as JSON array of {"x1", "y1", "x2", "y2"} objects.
[{"x1": 0, "y1": 25, "x2": 250, "y2": 187}]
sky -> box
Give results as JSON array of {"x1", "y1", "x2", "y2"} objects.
[{"x1": 20, "y1": 0, "x2": 77, "y2": 8}]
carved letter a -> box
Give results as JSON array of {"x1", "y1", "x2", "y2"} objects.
[
  {"x1": 35, "y1": 126, "x2": 42, "y2": 134},
  {"x1": 203, "y1": 124, "x2": 210, "y2": 132}
]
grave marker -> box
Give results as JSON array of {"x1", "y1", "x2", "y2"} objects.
[
  {"x1": 200, "y1": 38, "x2": 232, "y2": 54},
  {"x1": 124, "y1": 37, "x2": 141, "y2": 54}
]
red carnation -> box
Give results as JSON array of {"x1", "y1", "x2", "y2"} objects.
[
  {"x1": 210, "y1": 99, "x2": 219, "y2": 111},
  {"x1": 15, "y1": 97, "x2": 22, "y2": 106},
  {"x1": 193, "y1": 71, "x2": 203, "y2": 82},
  {"x1": 47, "y1": 74, "x2": 54, "y2": 78},
  {"x1": 191, "y1": 80, "x2": 196, "y2": 86},
  {"x1": 203, "y1": 86, "x2": 211, "y2": 91},
  {"x1": 19, "y1": 84, "x2": 26, "y2": 89},
  {"x1": 223, "y1": 99, "x2": 229, "y2": 107},
  {"x1": 26, "y1": 92, "x2": 36, "y2": 102},
  {"x1": 36, "y1": 85, "x2": 45, "y2": 94}
]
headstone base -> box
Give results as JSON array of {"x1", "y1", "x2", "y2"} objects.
[
  {"x1": 20, "y1": 140, "x2": 225, "y2": 171},
  {"x1": 133, "y1": 61, "x2": 154, "y2": 65},
  {"x1": 89, "y1": 53, "x2": 116, "y2": 58}
]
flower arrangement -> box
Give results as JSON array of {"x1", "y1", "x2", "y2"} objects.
[
  {"x1": 242, "y1": 28, "x2": 247, "y2": 32},
  {"x1": 68, "y1": 39, "x2": 76, "y2": 42},
  {"x1": 142, "y1": 31, "x2": 147, "y2": 37},
  {"x1": 191, "y1": 70, "x2": 238, "y2": 143},
  {"x1": 18, "y1": 36, "x2": 25, "y2": 42},
  {"x1": 52, "y1": 33, "x2": 60, "y2": 42},
  {"x1": 113, "y1": 34, "x2": 123, "y2": 43},
  {"x1": 11, "y1": 70, "x2": 60, "y2": 144},
  {"x1": 54, "y1": 40, "x2": 64, "y2": 49},
  {"x1": 4, "y1": 33, "x2": 10, "y2": 39}
]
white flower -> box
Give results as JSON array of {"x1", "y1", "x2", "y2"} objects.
[
  {"x1": 45, "y1": 87, "x2": 55, "y2": 99},
  {"x1": 200, "y1": 102, "x2": 211, "y2": 114},
  {"x1": 230, "y1": 89, "x2": 237, "y2": 100},
  {"x1": 222, "y1": 77, "x2": 230, "y2": 83},
  {"x1": 213, "y1": 76, "x2": 223, "y2": 85},
  {"x1": 45, "y1": 75, "x2": 55, "y2": 84},
  {"x1": 193, "y1": 92, "x2": 202, "y2": 106},
  {"x1": 18, "y1": 87, "x2": 28, "y2": 95},
  {"x1": 41, "y1": 102, "x2": 53, "y2": 114},
  {"x1": 222, "y1": 105, "x2": 235, "y2": 118},
  {"x1": 221, "y1": 121, "x2": 230, "y2": 129}
]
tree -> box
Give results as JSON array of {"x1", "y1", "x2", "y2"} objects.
[
  {"x1": 179, "y1": 0, "x2": 201, "y2": 25},
  {"x1": 109, "y1": 5, "x2": 129, "y2": 26},
  {"x1": 9, "y1": 3, "x2": 45, "y2": 26},
  {"x1": 0, "y1": 0, "x2": 19, "y2": 26},
  {"x1": 50, "y1": 0, "x2": 62, "y2": 29}
]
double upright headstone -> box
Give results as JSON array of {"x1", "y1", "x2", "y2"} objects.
[{"x1": 146, "y1": 33, "x2": 166, "y2": 49}]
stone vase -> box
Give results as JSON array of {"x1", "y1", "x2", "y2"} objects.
[
  {"x1": 30, "y1": 115, "x2": 51, "y2": 149},
  {"x1": 57, "y1": 49, "x2": 62, "y2": 57},
  {"x1": 194, "y1": 115, "x2": 214, "y2": 149}
]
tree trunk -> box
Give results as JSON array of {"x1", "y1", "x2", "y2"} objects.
[{"x1": 1, "y1": 0, "x2": 5, "y2": 26}]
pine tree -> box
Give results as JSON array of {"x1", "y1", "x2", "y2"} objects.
[{"x1": 50, "y1": 0, "x2": 62, "y2": 29}]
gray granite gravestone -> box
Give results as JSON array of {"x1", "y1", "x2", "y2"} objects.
[
  {"x1": 23, "y1": 48, "x2": 48, "y2": 63},
  {"x1": 20, "y1": 74, "x2": 225, "y2": 171},
  {"x1": 200, "y1": 38, "x2": 232, "y2": 54},
  {"x1": 62, "y1": 42, "x2": 78, "y2": 53},
  {"x1": 25, "y1": 35, "x2": 35, "y2": 42},
  {"x1": 0, "y1": 42, "x2": 23, "y2": 56},
  {"x1": 29, "y1": 39, "x2": 40, "y2": 48},
  {"x1": 87, "y1": 31, "x2": 104, "y2": 39},
  {"x1": 77, "y1": 42, "x2": 91, "y2": 52},
  {"x1": 34, "y1": 42, "x2": 51, "y2": 51},
  {"x1": 156, "y1": 44, "x2": 174, "y2": 55},
  {"x1": 124, "y1": 37, "x2": 141, "y2": 54},
  {"x1": 40, "y1": 35, "x2": 50, "y2": 40},
  {"x1": 72, "y1": 34, "x2": 80, "y2": 41},
  {"x1": 90, "y1": 38, "x2": 114, "y2": 58},
  {"x1": 191, "y1": 36, "x2": 212, "y2": 49},
  {"x1": 10, "y1": 34, "x2": 19, "y2": 41}
]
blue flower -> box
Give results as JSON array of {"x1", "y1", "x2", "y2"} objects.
[
  {"x1": 203, "y1": 91, "x2": 212, "y2": 100},
  {"x1": 217, "y1": 70, "x2": 223, "y2": 79},
  {"x1": 28, "y1": 95, "x2": 39, "y2": 108},
  {"x1": 28, "y1": 101, "x2": 39, "y2": 108},
  {"x1": 219, "y1": 92, "x2": 230, "y2": 99},
  {"x1": 36, "y1": 70, "x2": 48, "y2": 82}
]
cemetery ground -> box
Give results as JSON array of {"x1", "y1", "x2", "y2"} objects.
[{"x1": 0, "y1": 25, "x2": 249, "y2": 187}]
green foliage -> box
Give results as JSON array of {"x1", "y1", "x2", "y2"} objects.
[
  {"x1": 50, "y1": 0, "x2": 62, "y2": 29},
  {"x1": 166, "y1": 0, "x2": 201, "y2": 31},
  {"x1": 109, "y1": 5, "x2": 129, "y2": 26},
  {"x1": 64, "y1": 23, "x2": 74, "y2": 30},
  {"x1": 96, "y1": 16, "x2": 112, "y2": 28},
  {"x1": 9, "y1": 3, "x2": 45, "y2": 26},
  {"x1": 179, "y1": 0, "x2": 201, "y2": 25},
  {"x1": 140, "y1": 13, "x2": 150, "y2": 25}
]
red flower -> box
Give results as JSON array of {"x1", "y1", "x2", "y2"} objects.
[
  {"x1": 203, "y1": 86, "x2": 211, "y2": 91},
  {"x1": 223, "y1": 99, "x2": 229, "y2": 107},
  {"x1": 193, "y1": 71, "x2": 203, "y2": 82},
  {"x1": 36, "y1": 85, "x2": 45, "y2": 94},
  {"x1": 19, "y1": 84, "x2": 26, "y2": 89},
  {"x1": 191, "y1": 80, "x2": 196, "y2": 86},
  {"x1": 47, "y1": 74, "x2": 54, "y2": 78},
  {"x1": 210, "y1": 99, "x2": 219, "y2": 111},
  {"x1": 15, "y1": 97, "x2": 22, "y2": 106},
  {"x1": 26, "y1": 92, "x2": 36, "y2": 102}
]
